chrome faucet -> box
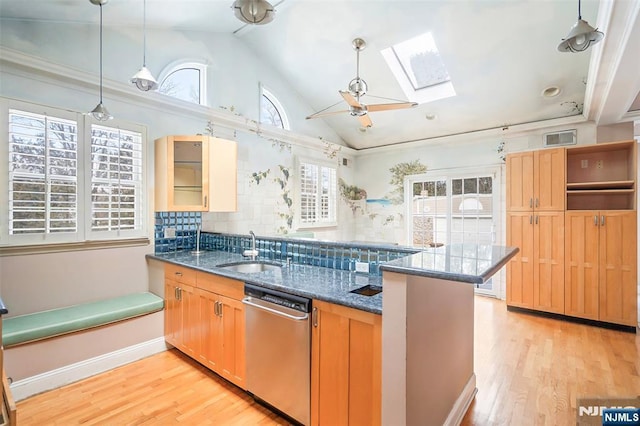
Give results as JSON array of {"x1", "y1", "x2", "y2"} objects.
[
  {"x1": 243, "y1": 231, "x2": 259, "y2": 259},
  {"x1": 191, "y1": 224, "x2": 203, "y2": 255}
]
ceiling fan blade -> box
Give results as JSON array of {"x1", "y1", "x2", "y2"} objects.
[
  {"x1": 339, "y1": 90, "x2": 363, "y2": 108},
  {"x1": 366, "y1": 102, "x2": 418, "y2": 112},
  {"x1": 306, "y1": 109, "x2": 350, "y2": 119},
  {"x1": 358, "y1": 114, "x2": 373, "y2": 128}
]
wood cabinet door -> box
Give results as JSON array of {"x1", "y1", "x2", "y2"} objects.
[
  {"x1": 533, "y1": 211, "x2": 565, "y2": 314},
  {"x1": 196, "y1": 289, "x2": 221, "y2": 372},
  {"x1": 506, "y1": 212, "x2": 535, "y2": 308},
  {"x1": 311, "y1": 300, "x2": 381, "y2": 426},
  {"x1": 218, "y1": 295, "x2": 245, "y2": 388},
  {"x1": 599, "y1": 211, "x2": 637, "y2": 326},
  {"x1": 155, "y1": 135, "x2": 210, "y2": 212},
  {"x1": 179, "y1": 283, "x2": 198, "y2": 359},
  {"x1": 164, "y1": 280, "x2": 181, "y2": 347},
  {"x1": 208, "y1": 137, "x2": 238, "y2": 212},
  {"x1": 534, "y1": 148, "x2": 565, "y2": 211},
  {"x1": 564, "y1": 212, "x2": 600, "y2": 320},
  {"x1": 506, "y1": 152, "x2": 535, "y2": 211}
]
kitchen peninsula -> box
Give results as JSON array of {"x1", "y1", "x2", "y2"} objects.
[
  {"x1": 148, "y1": 237, "x2": 517, "y2": 425},
  {"x1": 380, "y1": 244, "x2": 518, "y2": 425}
]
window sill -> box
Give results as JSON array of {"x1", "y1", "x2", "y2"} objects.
[{"x1": 0, "y1": 238, "x2": 150, "y2": 257}]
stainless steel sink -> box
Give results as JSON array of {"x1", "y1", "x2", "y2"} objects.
[{"x1": 218, "y1": 261, "x2": 282, "y2": 274}]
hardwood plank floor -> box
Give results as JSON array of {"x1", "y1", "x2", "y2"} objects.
[
  {"x1": 462, "y1": 297, "x2": 640, "y2": 425},
  {"x1": 16, "y1": 349, "x2": 292, "y2": 425},
  {"x1": 17, "y1": 296, "x2": 640, "y2": 425}
]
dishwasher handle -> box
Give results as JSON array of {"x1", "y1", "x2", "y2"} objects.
[{"x1": 242, "y1": 297, "x2": 309, "y2": 321}]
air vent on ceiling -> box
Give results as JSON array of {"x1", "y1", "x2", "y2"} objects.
[{"x1": 544, "y1": 129, "x2": 577, "y2": 147}]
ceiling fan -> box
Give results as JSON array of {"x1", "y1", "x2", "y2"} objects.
[{"x1": 306, "y1": 38, "x2": 418, "y2": 128}]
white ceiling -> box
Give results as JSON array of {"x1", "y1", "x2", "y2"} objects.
[{"x1": 1, "y1": 0, "x2": 639, "y2": 149}]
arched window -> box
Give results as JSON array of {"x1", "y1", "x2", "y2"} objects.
[
  {"x1": 260, "y1": 87, "x2": 289, "y2": 130},
  {"x1": 158, "y1": 62, "x2": 207, "y2": 106}
]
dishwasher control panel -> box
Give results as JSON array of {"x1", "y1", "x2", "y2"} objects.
[{"x1": 244, "y1": 283, "x2": 311, "y2": 313}]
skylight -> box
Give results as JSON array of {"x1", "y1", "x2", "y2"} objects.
[{"x1": 381, "y1": 32, "x2": 456, "y2": 104}]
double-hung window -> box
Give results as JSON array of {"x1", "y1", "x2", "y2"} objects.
[
  {"x1": 2, "y1": 99, "x2": 146, "y2": 247},
  {"x1": 298, "y1": 159, "x2": 337, "y2": 227}
]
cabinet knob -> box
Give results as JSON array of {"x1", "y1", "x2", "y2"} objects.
[
  {"x1": 312, "y1": 307, "x2": 318, "y2": 328},
  {"x1": 204, "y1": 196, "x2": 208, "y2": 208},
  {"x1": 535, "y1": 198, "x2": 539, "y2": 208},
  {"x1": 530, "y1": 215, "x2": 533, "y2": 225},
  {"x1": 529, "y1": 198, "x2": 533, "y2": 208},
  {"x1": 175, "y1": 272, "x2": 182, "y2": 277},
  {"x1": 594, "y1": 215, "x2": 598, "y2": 226},
  {"x1": 535, "y1": 215, "x2": 538, "y2": 225},
  {"x1": 601, "y1": 215, "x2": 605, "y2": 226}
]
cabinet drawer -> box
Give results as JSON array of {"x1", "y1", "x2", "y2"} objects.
[
  {"x1": 197, "y1": 272, "x2": 244, "y2": 300},
  {"x1": 164, "y1": 264, "x2": 196, "y2": 285}
]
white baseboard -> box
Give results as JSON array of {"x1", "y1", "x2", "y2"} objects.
[
  {"x1": 444, "y1": 373, "x2": 478, "y2": 426},
  {"x1": 10, "y1": 337, "x2": 168, "y2": 401}
]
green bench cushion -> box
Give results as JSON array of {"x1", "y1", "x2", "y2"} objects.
[{"x1": 2, "y1": 292, "x2": 164, "y2": 347}]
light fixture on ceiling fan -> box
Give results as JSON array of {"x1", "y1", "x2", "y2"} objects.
[
  {"x1": 306, "y1": 38, "x2": 418, "y2": 128},
  {"x1": 232, "y1": 0, "x2": 275, "y2": 25},
  {"x1": 131, "y1": 0, "x2": 158, "y2": 91},
  {"x1": 88, "y1": 0, "x2": 112, "y2": 121},
  {"x1": 558, "y1": 0, "x2": 604, "y2": 52}
]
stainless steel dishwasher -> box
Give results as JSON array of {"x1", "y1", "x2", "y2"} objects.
[{"x1": 243, "y1": 283, "x2": 311, "y2": 425}]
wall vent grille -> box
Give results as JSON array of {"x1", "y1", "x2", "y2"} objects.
[{"x1": 544, "y1": 129, "x2": 577, "y2": 147}]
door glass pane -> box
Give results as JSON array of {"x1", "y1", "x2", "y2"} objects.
[
  {"x1": 409, "y1": 173, "x2": 496, "y2": 294},
  {"x1": 411, "y1": 179, "x2": 447, "y2": 248},
  {"x1": 173, "y1": 141, "x2": 203, "y2": 207}
]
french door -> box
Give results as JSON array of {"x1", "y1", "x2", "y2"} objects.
[{"x1": 406, "y1": 167, "x2": 500, "y2": 295}]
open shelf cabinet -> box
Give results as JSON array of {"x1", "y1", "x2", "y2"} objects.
[{"x1": 566, "y1": 140, "x2": 636, "y2": 210}]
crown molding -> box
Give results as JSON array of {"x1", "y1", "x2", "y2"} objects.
[{"x1": 0, "y1": 46, "x2": 355, "y2": 155}]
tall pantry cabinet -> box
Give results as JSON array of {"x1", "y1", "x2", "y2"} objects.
[
  {"x1": 506, "y1": 148, "x2": 566, "y2": 313},
  {"x1": 506, "y1": 141, "x2": 638, "y2": 327}
]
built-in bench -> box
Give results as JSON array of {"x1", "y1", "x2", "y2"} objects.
[{"x1": 2, "y1": 292, "x2": 164, "y2": 348}]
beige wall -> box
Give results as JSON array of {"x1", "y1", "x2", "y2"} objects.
[
  {"x1": 597, "y1": 122, "x2": 634, "y2": 143},
  {"x1": 0, "y1": 244, "x2": 154, "y2": 317}
]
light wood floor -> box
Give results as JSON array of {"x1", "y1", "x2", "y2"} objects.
[{"x1": 17, "y1": 296, "x2": 640, "y2": 425}]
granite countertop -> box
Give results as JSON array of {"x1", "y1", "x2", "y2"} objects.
[
  {"x1": 379, "y1": 244, "x2": 519, "y2": 284},
  {"x1": 148, "y1": 244, "x2": 518, "y2": 314},
  {"x1": 147, "y1": 251, "x2": 384, "y2": 314}
]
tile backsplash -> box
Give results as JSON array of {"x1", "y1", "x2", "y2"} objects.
[{"x1": 154, "y1": 212, "x2": 417, "y2": 275}]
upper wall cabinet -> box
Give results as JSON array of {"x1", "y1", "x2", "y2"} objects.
[
  {"x1": 155, "y1": 135, "x2": 237, "y2": 212},
  {"x1": 506, "y1": 148, "x2": 566, "y2": 212},
  {"x1": 566, "y1": 140, "x2": 637, "y2": 210}
]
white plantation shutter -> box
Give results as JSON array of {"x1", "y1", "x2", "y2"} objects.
[
  {"x1": 8, "y1": 109, "x2": 78, "y2": 235},
  {"x1": 3, "y1": 101, "x2": 147, "y2": 245},
  {"x1": 299, "y1": 160, "x2": 336, "y2": 226},
  {"x1": 90, "y1": 125, "x2": 143, "y2": 234}
]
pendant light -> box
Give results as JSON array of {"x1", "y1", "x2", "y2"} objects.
[
  {"x1": 131, "y1": 0, "x2": 158, "y2": 91},
  {"x1": 232, "y1": 0, "x2": 275, "y2": 25},
  {"x1": 89, "y1": 0, "x2": 112, "y2": 121},
  {"x1": 558, "y1": 0, "x2": 604, "y2": 52}
]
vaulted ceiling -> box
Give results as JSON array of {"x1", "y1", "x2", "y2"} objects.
[{"x1": 1, "y1": 0, "x2": 639, "y2": 149}]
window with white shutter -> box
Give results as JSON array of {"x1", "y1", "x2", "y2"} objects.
[
  {"x1": 2, "y1": 100, "x2": 147, "y2": 247},
  {"x1": 90, "y1": 125, "x2": 143, "y2": 235},
  {"x1": 9, "y1": 109, "x2": 78, "y2": 236},
  {"x1": 298, "y1": 159, "x2": 337, "y2": 227}
]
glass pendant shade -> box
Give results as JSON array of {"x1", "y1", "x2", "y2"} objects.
[
  {"x1": 558, "y1": 19, "x2": 604, "y2": 52},
  {"x1": 90, "y1": 102, "x2": 113, "y2": 121},
  {"x1": 233, "y1": 0, "x2": 275, "y2": 25},
  {"x1": 131, "y1": 66, "x2": 158, "y2": 91},
  {"x1": 558, "y1": 0, "x2": 604, "y2": 53}
]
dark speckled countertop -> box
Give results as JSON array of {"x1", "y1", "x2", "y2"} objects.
[
  {"x1": 147, "y1": 251, "x2": 384, "y2": 314},
  {"x1": 379, "y1": 244, "x2": 519, "y2": 284},
  {"x1": 148, "y1": 244, "x2": 518, "y2": 315}
]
